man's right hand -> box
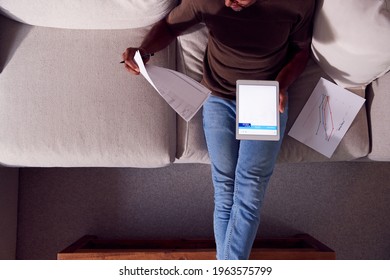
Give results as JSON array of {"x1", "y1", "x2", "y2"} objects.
[{"x1": 122, "y1": 47, "x2": 151, "y2": 75}]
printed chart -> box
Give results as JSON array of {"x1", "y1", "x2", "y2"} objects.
[
  {"x1": 317, "y1": 94, "x2": 333, "y2": 141},
  {"x1": 289, "y1": 78, "x2": 365, "y2": 158},
  {"x1": 304, "y1": 93, "x2": 335, "y2": 142}
]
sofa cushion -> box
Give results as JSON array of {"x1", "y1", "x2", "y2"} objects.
[
  {"x1": 0, "y1": 0, "x2": 178, "y2": 29},
  {"x1": 311, "y1": 0, "x2": 390, "y2": 89},
  {"x1": 175, "y1": 24, "x2": 370, "y2": 163},
  {"x1": 367, "y1": 71, "x2": 390, "y2": 161},
  {"x1": 175, "y1": 24, "x2": 209, "y2": 163},
  {"x1": 0, "y1": 15, "x2": 176, "y2": 167}
]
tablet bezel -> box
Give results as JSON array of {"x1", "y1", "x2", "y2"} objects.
[{"x1": 236, "y1": 80, "x2": 280, "y2": 141}]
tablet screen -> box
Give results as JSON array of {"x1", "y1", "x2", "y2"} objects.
[{"x1": 236, "y1": 80, "x2": 280, "y2": 141}]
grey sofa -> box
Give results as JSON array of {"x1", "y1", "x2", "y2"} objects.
[{"x1": 1, "y1": 0, "x2": 389, "y2": 259}]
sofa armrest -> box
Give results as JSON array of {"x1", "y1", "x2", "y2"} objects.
[
  {"x1": 0, "y1": 167, "x2": 19, "y2": 259},
  {"x1": 367, "y1": 71, "x2": 390, "y2": 161}
]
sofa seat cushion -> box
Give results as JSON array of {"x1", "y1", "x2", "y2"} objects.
[
  {"x1": 0, "y1": 0, "x2": 178, "y2": 29},
  {"x1": 175, "y1": 24, "x2": 370, "y2": 163},
  {"x1": 367, "y1": 71, "x2": 390, "y2": 161},
  {"x1": 0, "y1": 16, "x2": 176, "y2": 167},
  {"x1": 311, "y1": 0, "x2": 390, "y2": 89}
]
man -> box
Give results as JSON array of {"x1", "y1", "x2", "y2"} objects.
[{"x1": 123, "y1": 0, "x2": 315, "y2": 260}]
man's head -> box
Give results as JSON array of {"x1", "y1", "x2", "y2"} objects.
[{"x1": 225, "y1": 0, "x2": 257, "y2": 12}]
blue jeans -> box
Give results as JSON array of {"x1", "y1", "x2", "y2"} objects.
[{"x1": 203, "y1": 95, "x2": 288, "y2": 260}]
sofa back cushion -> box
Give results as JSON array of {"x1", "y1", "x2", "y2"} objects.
[
  {"x1": 0, "y1": 0, "x2": 178, "y2": 29},
  {"x1": 311, "y1": 0, "x2": 390, "y2": 89}
]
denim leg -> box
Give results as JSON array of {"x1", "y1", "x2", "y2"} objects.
[
  {"x1": 203, "y1": 95, "x2": 288, "y2": 260},
  {"x1": 223, "y1": 117, "x2": 287, "y2": 259},
  {"x1": 203, "y1": 96, "x2": 239, "y2": 260}
]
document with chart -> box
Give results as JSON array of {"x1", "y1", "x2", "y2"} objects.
[
  {"x1": 134, "y1": 51, "x2": 210, "y2": 122},
  {"x1": 288, "y1": 78, "x2": 365, "y2": 158}
]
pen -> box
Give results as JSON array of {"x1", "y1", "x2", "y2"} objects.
[{"x1": 120, "y1": 53, "x2": 154, "y2": 64}]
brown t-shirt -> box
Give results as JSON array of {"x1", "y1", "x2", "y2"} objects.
[{"x1": 167, "y1": 0, "x2": 315, "y2": 99}]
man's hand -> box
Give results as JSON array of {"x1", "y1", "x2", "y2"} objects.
[
  {"x1": 279, "y1": 89, "x2": 288, "y2": 113},
  {"x1": 121, "y1": 18, "x2": 181, "y2": 75},
  {"x1": 275, "y1": 46, "x2": 310, "y2": 114},
  {"x1": 122, "y1": 48, "x2": 151, "y2": 75}
]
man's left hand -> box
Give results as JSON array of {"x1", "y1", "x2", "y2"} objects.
[{"x1": 279, "y1": 89, "x2": 288, "y2": 113}]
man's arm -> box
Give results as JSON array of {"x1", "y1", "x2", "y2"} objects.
[
  {"x1": 122, "y1": 18, "x2": 179, "y2": 75},
  {"x1": 275, "y1": 45, "x2": 310, "y2": 113}
]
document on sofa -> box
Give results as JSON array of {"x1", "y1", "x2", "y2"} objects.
[
  {"x1": 288, "y1": 78, "x2": 365, "y2": 158},
  {"x1": 134, "y1": 51, "x2": 211, "y2": 122}
]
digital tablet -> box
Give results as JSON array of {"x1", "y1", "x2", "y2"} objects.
[{"x1": 236, "y1": 80, "x2": 280, "y2": 141}]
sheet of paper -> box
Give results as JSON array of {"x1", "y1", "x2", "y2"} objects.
[
  {"x1": 288, "y1": 78, "x2": 365, "y2": 158},
  {"x1": 134, "y1": 51, "x2": 210, "y2": 122}
]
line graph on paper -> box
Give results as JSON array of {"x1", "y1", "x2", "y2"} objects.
[
  {"x1": 289, "y1": 78, "x2": 365, "y2": 158},
  {"x1": 303, "y1": 93, "x2": 335, "y2": 142}
]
